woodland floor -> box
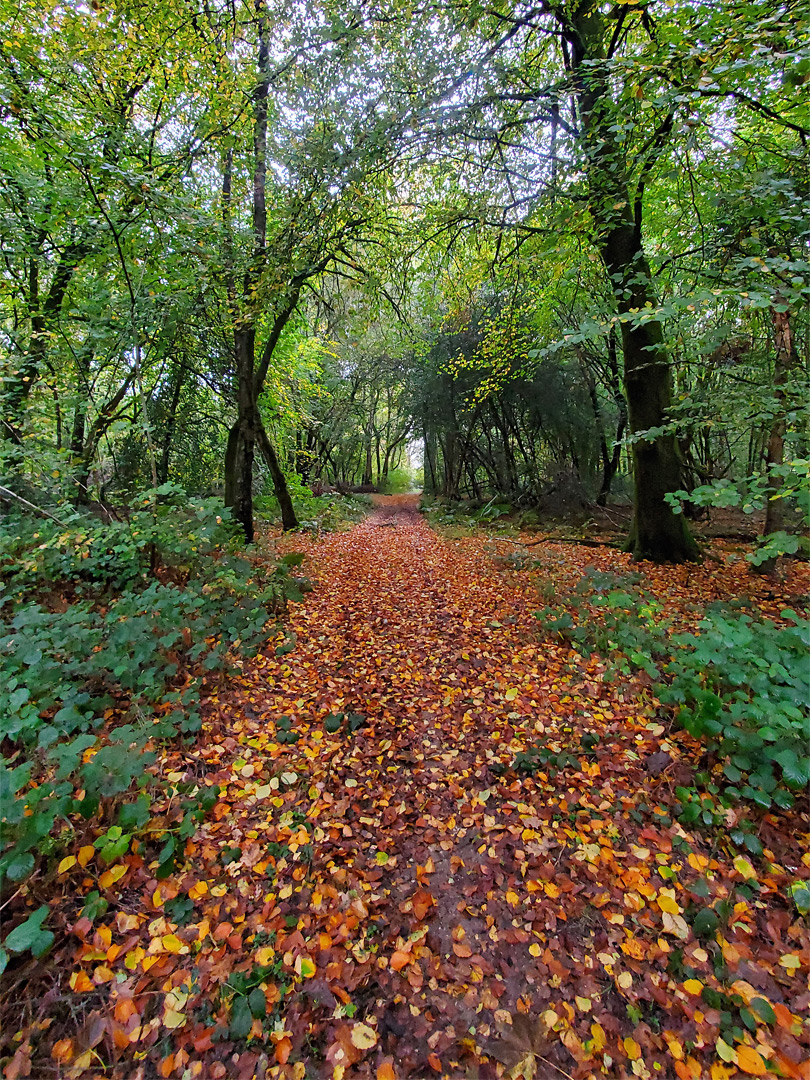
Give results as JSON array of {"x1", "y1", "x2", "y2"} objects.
[{"x1": 5, "y1": 495, "x2": 810, "y2": 1080}]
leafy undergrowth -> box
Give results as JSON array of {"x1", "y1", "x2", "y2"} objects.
[{"x1": 2, "y1": 496, "x2": 808, "y2": 1080}]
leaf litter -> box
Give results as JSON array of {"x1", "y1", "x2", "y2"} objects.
[{"x1": 3, "y1": 495, "x2": 809, "y2": 1080}]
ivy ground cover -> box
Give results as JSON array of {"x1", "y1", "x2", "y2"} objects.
[{"x1": 2, "y1": 496, "x2": 808, "y2": 1080}]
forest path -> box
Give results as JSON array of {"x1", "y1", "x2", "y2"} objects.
[
  {"x1": 157, "y1": 503, "x2": 806, "y2": 1080},
  {"x1": 192, "y1": 497, "x2": 665, "y2": 1079}
]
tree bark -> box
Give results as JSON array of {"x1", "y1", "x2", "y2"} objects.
[
  {"x1": 754, "y1": 301, "x2": 800, "y2": 574},
  {"x1": 257, "y1": 418, "x2": 298, "y2": 531},
  {"x1": 158, "y1": 361, "x2": 185, "y2": 485},
  {"x1": 562, "y1": 7, "x2": 700, "y2": 562}
]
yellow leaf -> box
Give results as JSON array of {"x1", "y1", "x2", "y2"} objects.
[
  {"x1": 505, "y1": 890, "x2": 519, "y2": 905},
  {"x1": 589, "y1": 1023, "x2": 606, "y2": 1052},
  {"x1": 624, "y1": 1037, "x2": 641, "y2": 1060},
  {"x1": 256, "y1": 946, "x2": 276, "y2": 966},
  {"x1": 376, "y1": 851, "x2": 389, "y2": 865},
  {"x1": 529, "y1": 943, "x2": 542, "y2": 958},
  {"x1": 544, "y1": 882, "x2": 560, "y2": 899},
  {"x1": 711, "y1": 1064, "x2": 735, "y2": 1080},
  {"x1": 683, "y1": 979, "x2": 703, "y2": 995},
  {"x1": 188, "y1": 881, "x2": 208, "y2": 900},
  {"x1": 58, "y1": 856, "x2": 77, "y2": 874},
  {"x1": 716, "y1": 1038, "x2": 736, "y2": 1063},
  {"x1": 163, "y1": 1008, "x2": 186, "y2": 1030},
  {"x1": 350, "y1": 1023, "x2": 378, "y2": 1050},
  {"x1": 575, "y1": 996, "x2": 591, "y2": 1012},
  {"x1": 658, "y1": 887, "x2": 681, "y2": 914},
  {"x1": 162, "y1": 934, "x2": 186, "y2": 955},
  {"x1": 779, "y1": 953, "x2": 800, "y2": 972},
  {"x1": 666, "y1": 1038, "x2": 684, "y2": 1060},
  {"x1": 733, "y1": 856, "x2": 756, "y2": 880},
  {"x1": 617, "y1": 972, "x2": 633, "y2": 989},
  {"x1": 505, "y1": 688, "x2": 518, "y2": 701},
  {"x1": 69, "y1": 971, "x2": 94, "y2": 992}
]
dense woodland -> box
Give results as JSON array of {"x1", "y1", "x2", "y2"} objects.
[{"x1": 1, "y1": 0, "x2": 809, "y2": 1077}]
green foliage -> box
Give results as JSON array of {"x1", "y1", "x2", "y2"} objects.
[
  {"x1": 536, "y1": 572, "x2": 810, "y2": 818},
  {"x1": 663, "y1": 610, "x2": 809, "y2": 806},
  {"x1": 0, "y1": 487, "x2": 303, "y2": 909},
  {"x1": 665, "y1": 459, "x2": 810, "y2": 566},
  {"x1": 256, "y1": 489, "x2": 371, "y2": 533},
  {"x1": 379, "y1": 466, "x2": 420, "y2": 494}
]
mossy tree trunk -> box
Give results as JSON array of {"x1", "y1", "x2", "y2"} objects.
[{"x1": 561, "y1": 3, "x2": 701, "y2": 562}]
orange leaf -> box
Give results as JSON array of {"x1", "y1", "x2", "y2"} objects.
[
  {"x1": 275, "y1": 1037, "x2": 292, "y2": 1065},
  {"x1": 77, "y1": 845, "x2": 95, "y2": 868},
  {"x1": 377, "y1": 1063, "x2": 396, "y2": 1080},
  {"x1": 412, "y1": 890, "x2": 434, "y2": 921},
  {"x1": 390, "y1": 950, "x2": 412, "y2": 971},
  {"x1": 736, "y1": 1047, "x2": 767, "y2": 1076},
  {"x1": 69, "y1": 971, "x2": 94, "y2": 993},
  {"x1": 51, "y1": 1039, "x2": 74, "y2": 1064},
  {"x1": 428, "y1": 1052, "x2": 442, "y2": 1071}
]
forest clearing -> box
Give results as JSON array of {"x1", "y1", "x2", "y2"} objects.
[{"x1": 1, "y1": 0, "x2": 809, "y2": 1076}]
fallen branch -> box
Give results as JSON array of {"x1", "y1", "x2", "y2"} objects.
[
  {"x1": 0, "y1": 484, "x2": 69, "y2": 525},
  {"x1": 497, "y1": 534, "x2": 621, "y2": 549}
]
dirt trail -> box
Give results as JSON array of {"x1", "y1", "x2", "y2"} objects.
[{"x1": 65, "y1": 500, "x2": 807, "y2": 1080}]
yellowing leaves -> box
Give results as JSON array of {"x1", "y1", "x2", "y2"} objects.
[
  {"x1": 77, "y1": 845, "x2": 95, "y2": 868},
  {"x1": 350, "y1": 1023, "x2": 378, "y2": 1050},
  {"x1": 99, "y1": 864, "x2": 127, "y2": 889},
  {"x1": 163, "y1": 1008, "x2": 186, "y2": 1030},
  {"x1": 161, "y1": 934, "x2": 187, "y2": 955},
  {"x1": 733, "y1": 855, "x2": 756, "y2": 880},
  {"x1": 58, "y1": 855, "x2": 77, "y2": 874},
  {"x1": 255, "y1": 945, "x2": 276, "y2": 966},
  {"x1": 188, "y1": 880, "x2": 208, "y2": 900},
  {"x1": 657, "y1": 887, "x2": 681, "y2": 914},
  {"x1": 624, "y1": 1037, "x2": 642, "y2": 1060},
  {"x1": 295, "y1": 955, "x2": 316, "y2": 978},
  {"x1": 683, "y1": 979, "x2": 703, "y2": 995}
]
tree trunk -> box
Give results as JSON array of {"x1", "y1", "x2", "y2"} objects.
[
  {"x1": 158, "y1": 361, "x2": 185, "y2": 485},
  {"x1": 754, "y1": 301, "x2": 800, "y2": 575},
  {"x1": 257, "y1": 418, "x2": 298, "y2": 531},
  {"x1": 229, "y1": 326, "x2": 258, "y2": 544},
  {"x1": 563, "y1": 8, "x2": 700, "y2": 562}
]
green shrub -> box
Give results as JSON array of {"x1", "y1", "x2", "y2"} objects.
[
  {"x1": 0, "y1": 486, "x2": 305, "y2": 962},
  {"x1": 536, "y1": 571, "x2": 810, "y2": 820},
  {"x1": 379, "y1": 466, "x2": 421, "y2": 494}
]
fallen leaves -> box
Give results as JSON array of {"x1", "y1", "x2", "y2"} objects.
[{"x1": 4, "y1": 500, "x2": 809, "y2": 1079}]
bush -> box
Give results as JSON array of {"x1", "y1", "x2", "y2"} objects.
[
  {"x1": 0, "y1": 485, "x2": 305, "y2": 960},
  {"x1": 255, "y1": 489, "x2": 371, "y2": 531},
  {"x1": 379, "y1": 466, "x2": 421, "y2": 494},
  {"x1": 536, "y1": 570, "x2": 810, "y2": 820}
]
